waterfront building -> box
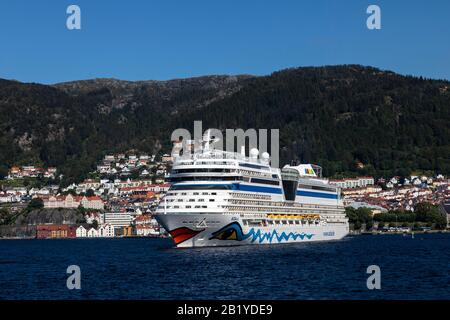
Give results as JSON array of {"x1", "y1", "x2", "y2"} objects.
[
  {"x1": 103, "y1": 212, "x2": 133, "y2": 229},
  {"x1": 76, "y1": 225, "x2": 87, "y2": 237},
  {"x1": 87, "y1": 227, "x2": 98, "y2": 237},
  {"x1": 136, "y1": 225, "x2": 159, "y2": 236},
  {"x1": 36, "y1": 224, "x2": 70, "y2": 239},
  {"x1": 98, "y1": 224, "x2": 115, "y2": 237}
]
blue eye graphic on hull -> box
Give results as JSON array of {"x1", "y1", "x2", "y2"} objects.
[
  {"x1": 210, "y1": 222, "x2": 245, "y2": 241},
  {"x1": 210, "y1": 222, "x2": 314, "y2": 244}
]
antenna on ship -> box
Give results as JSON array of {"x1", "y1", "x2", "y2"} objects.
[
  {"x1": 203, "y1": 129, "x2": 211, "y2": 152},
  {"x1": 202, "y1": 129, "x2": 220, "y2": 153}
]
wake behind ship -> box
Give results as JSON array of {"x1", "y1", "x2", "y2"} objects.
[{"x1": 155, "y1": 132, "x2": 349, "y2": 247}]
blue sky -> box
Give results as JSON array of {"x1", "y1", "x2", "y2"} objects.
[{"x1": 0, "y1": 0, "x2": 449, "y2": 84}]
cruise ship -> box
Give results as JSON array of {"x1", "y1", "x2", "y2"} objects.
[{"x1": 155, "y1": 132, "x2": 349, "y2": 247}]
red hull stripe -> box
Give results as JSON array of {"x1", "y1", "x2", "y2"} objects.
[{"x1": 169, "y1": 227, "x2": 203, "y2": 245}]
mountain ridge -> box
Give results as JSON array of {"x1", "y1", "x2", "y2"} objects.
[{"x1": 1, "y1": 64, "x2": 449, "y2": 184}]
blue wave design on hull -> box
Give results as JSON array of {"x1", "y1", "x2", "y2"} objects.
[
  {"x1": 210, "y1": 222, "x2": 315, "y2": 244},
  {"x1": 243, "y1": 228, "x2": 314, "y2": 244}
]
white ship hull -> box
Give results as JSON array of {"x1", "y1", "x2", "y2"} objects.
[{"x1": 156, "y1": 213, "x2": 349, "y2": 248}]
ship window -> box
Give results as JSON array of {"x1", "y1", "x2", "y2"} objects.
[
  {"x1": 250, "y1": 178, "x2": 280, "y2": 186},
  {"x1": 209, "y1": 199, "x2": 215, "y2": 202},
  {"x1": 282, "y1": 220, "x2": 287, "y2": 225},
  {"x1": 288, "y1": 220, "x2": 294, "y2": 225},
  {"x1": 295, "y1": 220, "x2": 300, "y2": 225},
  {"x1": 172, "y1": 168, "x2": 234, "y2": 174},
  {"x1": 239, "y1": 163, "x2": 269, "y2": 170},
  {"x1": 298, "y1": 184, "x2": 336, "y2": 193},
  {"x1": 186, "y1": 206, "x2": 191, "y2": 208},
  {"x1": 189, "y1": 199, "x2": 195, "y2": 202},
  {"x1": 168, "y1": 176, "x2": 242, "y2": 183},
  {"x1": 170, "y1": 184, "x2": 237, "y2": 191},
  {"x1": 198, "y1": 199, "x2": 204, "y2": 202}
]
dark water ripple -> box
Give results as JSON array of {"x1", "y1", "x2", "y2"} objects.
[{"x1": 0, "y1": 234, "x2": 449, "y2": 299}]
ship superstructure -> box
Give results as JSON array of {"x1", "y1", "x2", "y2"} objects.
[{"x1": 155, "y1": 132, "x2": 349, "y2": 247}]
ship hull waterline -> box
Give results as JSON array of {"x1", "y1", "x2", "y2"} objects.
[{"x1": 156, "y1": 213, "x2": 349, "y2": 248}]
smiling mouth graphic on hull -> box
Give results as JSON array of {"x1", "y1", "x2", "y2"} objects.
[{"x1": 168, "y1": 227, "x2": 204, "y2": 245}]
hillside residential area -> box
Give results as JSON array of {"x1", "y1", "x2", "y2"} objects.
[
  {"x1": 0, "y1": 153, "x2": 172, "y2": 239},
  {"x1": 1, "y1": 151, "x2": 449, "y2": 239}
]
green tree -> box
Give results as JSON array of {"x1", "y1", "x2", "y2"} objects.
[
  {"x1": 0, "y1": 166, "x2": 8, "y2": 180},
  {"x1": 27, "y1": 198, "x2": 44, "y2": 211},
  {"x1": 0, "y1": 208, "x2": 12, "y2": 225},
  {"x1": 414, "y1": 202, "x2": 446, "y2": 228},
  {"x1": 345, "y1": 207, "x2": 373, "y2": 230}
]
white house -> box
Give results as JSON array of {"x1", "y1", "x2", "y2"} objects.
[
  {"x1": 98, "y1": 224, "x2": 114, "y2": 237},
  {"x1": 87, "y1": 227, "x2": 99, "y2": 237},
  {"x1": 76, "y1": 225, "x2": 87, "y2": 238}
]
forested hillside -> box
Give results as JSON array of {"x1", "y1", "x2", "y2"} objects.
[{"x1": 1, "y1": 65, "x2": 449, "y2": 184}]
